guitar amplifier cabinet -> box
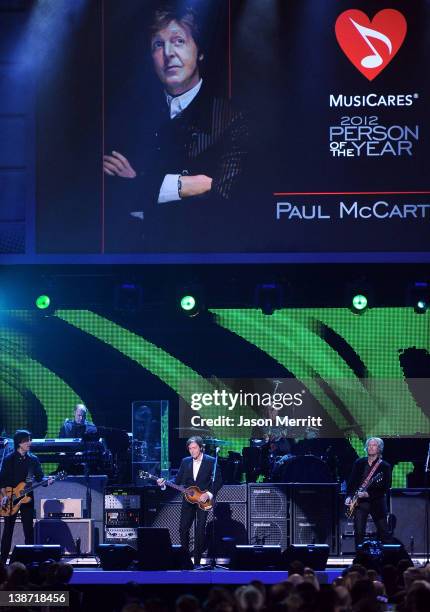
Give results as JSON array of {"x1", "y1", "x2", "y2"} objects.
[
  {"x1": 36, "y1": 519, "x2": 93, "y2": 554},
  {"x1": 390, "y1": 488, "x2": 430, "y2": 555},
  {"x1": 290, "y1": 484, "x2": 338, "y2": 554},
  {"x1": 248, "y1": 484, "x2": 289, "y2": 549},
  {"x1": 0, "y1": 519, "x2": 35, "y2": 550}
]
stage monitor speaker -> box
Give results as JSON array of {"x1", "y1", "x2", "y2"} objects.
[
  {"x1": 36, "y1": 519, "x2": 93, "y2": 554},
  {"x1": 282, "y1": 544, "x2": 329, "y2": 571},
  {"x1": 390, "y1": 488, "x2": 430, "y2": 555},
  {"x1": 232, "y1": 545, "x2": 282, "y2": 570},
  {"x1": 137, "y1": 527, "x2": 192, "y2": 570},
  {"x1": 10, "y1": 545, "x2": 61, "y2": 565},
  {"x1": 291, "y1": 484, "x2": 337, "y2": 554},
  {"x1": 97, "y1": 544, "x2": 136, "y2": 570}
]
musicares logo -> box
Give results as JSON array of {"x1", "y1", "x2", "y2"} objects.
[{"x1": 335, "y1": 9, "x2": 407, "y2": 81}]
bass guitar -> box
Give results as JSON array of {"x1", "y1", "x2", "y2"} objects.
[
  {"x1": 346, "y1": 471, "x2": 383, "y2": 519},
  {"x1": 0, "y1": 471, "x2": 67, "y2": 517},
  {"x1": 139, "y1": 471, "x2": 213, "y2": 511}
]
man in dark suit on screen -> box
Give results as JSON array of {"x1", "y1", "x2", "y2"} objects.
[
  {"x1": 103, "y1": 3, "x2": 248, "y2": 252},
  {"x1": 157, "y1": 436, "x2": 222, "y2": 568}
]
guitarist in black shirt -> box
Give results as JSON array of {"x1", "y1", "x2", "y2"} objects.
[
  {"x1": 345, "y1": 437, "x2": 392, "y2": 549},
  {"x1": 0, "y1": 430, "x2": 53, "y2": 563},
  {"x1": 157, "y1": 436, "x2": 222, "y2": 568}
]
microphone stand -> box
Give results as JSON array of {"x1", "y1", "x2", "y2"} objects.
[
  {"x1": 203, "y1": 447, "x2": 226, "y2": 571},
  {"x1": 425, "y1": 443, "x2": 430, "y2": 564}
]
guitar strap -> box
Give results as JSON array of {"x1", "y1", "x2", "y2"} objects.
[{"x1": 359, "y1": 458, "x2": 382, "y2": 490}]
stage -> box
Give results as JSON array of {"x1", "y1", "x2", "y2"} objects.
[{"x1": 68, "y1": 567, "x2": 340, "y2": 586}]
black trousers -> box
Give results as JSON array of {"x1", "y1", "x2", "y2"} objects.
[
  {"x1": 1, "y1": 502, "x2": 35, "y2": 563},
  {"x1": 179, "y1": 501, "x2": 208, "y2": 565},
  {"x1": 354, "y1": 497, "x2": 391, "y2": 549}
]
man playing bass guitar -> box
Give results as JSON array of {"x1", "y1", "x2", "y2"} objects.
[
  {"x1": 157, "y1": 436, "x2": 222, "y2": 568},
  {"x1": 345, "y1": 437, "x2": 392, "y2": 550},
  {"x1": 0, "y1": 430, "x2": 54, "y2": 563}
]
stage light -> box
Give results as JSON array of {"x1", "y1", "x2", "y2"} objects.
[
  {"x1": 177, "y1": 285, "x2": 205, "y2": 317},
  {"x1": 407, "y1": 281, "x2": 429, "y2": 314},
  {"x1": 415, "y1": 299, "x2": 428, "y2": 314},
  {"x1": 352, "y1": 294, "x2": 368, "y2": 312},
  {"x1": 35, "y1": 295, "x2": 50, "y2": 310},
  {"x1": 254, "y1": 283, "x2": 283, "y2": 315},
  {"x1": 180, "y1": 295, "x2": 196, "y2": 312}
]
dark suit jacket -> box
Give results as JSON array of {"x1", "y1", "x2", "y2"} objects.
[
  {"x1": 174, "y1": 454, "x2": 222, "y2": 498},
  {"x1": 105, "y1": 84, "x2": 249, "y2": 253},
  {"x1": 0, "y1": 451, "x2": 44, "y2": 491},
  {"x1": 346, "y1": 457, "x2": 391, "y2": 502}
]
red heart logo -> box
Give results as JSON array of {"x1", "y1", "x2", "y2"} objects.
[{"x1": 335, "y1": 9, "x2": 407, "y2": 81}]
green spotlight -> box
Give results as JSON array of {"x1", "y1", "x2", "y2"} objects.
[
  {"x1": 180, "y1": 295, "x2": 196, "y2": 312},
  {"x1": 352, "y1": 294, "x2": 368, "y2": 312},
  {"x1": 35, "y1": 295, "x2": 51, "y2": 310}
]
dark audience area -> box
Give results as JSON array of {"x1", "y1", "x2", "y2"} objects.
[{"x1": 1, "y1": 557, "x2": 430, "y2": 611}]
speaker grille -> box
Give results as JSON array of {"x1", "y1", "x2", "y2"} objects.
[
  {"x1": 249, "y1": 484, "x2": 288, "y2": 518},
  {"x1": 143, "y1": 501, "x2": 194, "y2": 552},
  {"x1": 205, "y1": 502, "x2": 248, "y2": 556},
  {"x1": 36, "y1": 519, "x2": 93, "y2": 554},
  {"x1": 249, "y1": 519, "x2": 288, "y2": 548},
  {"x1": 216, "y1": 485, "x2": 247, "y2": 503}
]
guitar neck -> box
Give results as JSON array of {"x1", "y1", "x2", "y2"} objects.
[{"x1": 147, "y1": 474, "x2": 185, "y2": 493}]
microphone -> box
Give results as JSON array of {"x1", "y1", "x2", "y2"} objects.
[{"x1": 215, "y1": 447, "x2": 220, "y2": 454}]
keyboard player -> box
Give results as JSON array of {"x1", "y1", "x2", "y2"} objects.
[{"x1": 58, "y1": 404, "x2": 97, "y2": 438}]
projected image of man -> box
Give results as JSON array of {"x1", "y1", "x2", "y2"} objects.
[{"x1": 103, "y1": 3, "x2": 248, "y2": 251}]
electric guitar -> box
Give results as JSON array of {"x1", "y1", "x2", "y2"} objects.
[
  {"x1": 346, "y1": 471, "x2": 383, "y2": 519},
  {"x1": 139, "y1": 471, "x2": 213, "y2": 511},
  {"x1": 0, "y1": 471, "x2": 67, "y2": 517}
]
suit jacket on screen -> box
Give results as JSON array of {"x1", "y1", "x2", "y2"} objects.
[{"x1": 106, "y1": 83, "x2": 249, "y2": 253}]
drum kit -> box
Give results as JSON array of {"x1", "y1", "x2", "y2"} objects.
[{"x1": 175, "y1": 426, "x2": 336, "y2": 483}]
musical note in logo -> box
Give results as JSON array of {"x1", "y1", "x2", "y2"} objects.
[{"x1": 349, "y1": 18, "x2": 393, "y2": 69}]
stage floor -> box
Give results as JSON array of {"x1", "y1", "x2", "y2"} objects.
[{"x1": 69, "y1": 567, "x2": 341, "y2": 585}]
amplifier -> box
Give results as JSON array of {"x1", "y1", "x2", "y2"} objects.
[
  {"x1": 105, "y1": 527, "x2": 138, "y2": 547},
  {"x1": 248, "y1": 484, "x2": 289, "y2": 518},
  {"x1": 105, "y1": 509, "x2": 141, "y2": 527},
  {"x1": 36, "y1": 519, "x2": 93, "y2": 555},
  {"x1": 40, "y1": 498, "x2": 83, "y2": 519},
  {"x1": 290, "y1": 484, "x2": 338, "y2": 555},
  {"x1": 105, "y1": 491, "x2": 141, "y2": 510}
]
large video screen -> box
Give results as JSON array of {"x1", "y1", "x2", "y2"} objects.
[
  {"x1": 1, "y1": 0, "x2": 429, "y2": 262},
  {"x1": 0, "y1": 305, "x2": 428, "y2": 486}
]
